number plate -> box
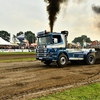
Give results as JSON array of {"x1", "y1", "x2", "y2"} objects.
[{"x1": 39, "y1": 58, "x2": 42, "y2": 59}]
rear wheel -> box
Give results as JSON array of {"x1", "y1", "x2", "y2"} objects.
[
  {"x1": 57, "y1": 53, "x2": 68, "y2": 67},
  {"x1": 85, "y1": 53, "x2": 96, "y2": 65}
]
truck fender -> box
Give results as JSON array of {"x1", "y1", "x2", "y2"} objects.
[{"x1": 56, "y1": 51, "x2": 69, "y2": 61}]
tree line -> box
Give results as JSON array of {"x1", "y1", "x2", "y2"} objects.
[
  {"x1": 72, "y1": 35, "x2": 92, "y2": 43},
  {"x1": 0, "y1": 30, "x2": 94, "y2": 44},
  {"x1": 0, "y1": 30, "x2": 36, "y2": 44}
]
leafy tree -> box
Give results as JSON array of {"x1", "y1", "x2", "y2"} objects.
[
  {"x1": 12, "y1": 34, "x2": 19, "y2": 43},
  {"x1": 25, "y1": 31, "x2": 36, "y2": 44},
  {"x1": 16, "y1": 31, "x2": 36, "y2": 44},
  {"x1": 12, "y1": 35, "x2": 16, "y2": 43},
  {"x1": 16, "y1": 31, "x2": 24, "y2": 37},
  {"x1": 72, "y1": 35, "x2": 92, "y2": 43},
  {"x1": 0, "y1": 31, "x2": 10, "y2": 42}
]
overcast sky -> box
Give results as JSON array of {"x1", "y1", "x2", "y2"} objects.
[{"x1": 0, "y1": 0, "x2": 100, "y2": 42}]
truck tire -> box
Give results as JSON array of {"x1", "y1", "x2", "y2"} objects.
[
  {"x1": 85, "y1": 53, "x2": 96, "y2": 65},
  {"x1": 57, "y1": 53, "x2": 68, "y2": 67},
  {"x1": 44, "y1": 60, "x2": 52, "y2": 65}
]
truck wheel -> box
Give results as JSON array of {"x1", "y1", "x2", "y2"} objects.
[
  {"x1": 85, "y1": 53, "x2": 96, "y2": 65},
  {"x1": 57, "y1": 53, "x2": 68, "y2": 67},
  {"x1": 44, "y1": 60, "x2": 52, "y2": 65}
]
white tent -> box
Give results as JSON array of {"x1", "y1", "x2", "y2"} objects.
[{"x1": 0, "y1": 37, "x2": 14, "y2": 45}]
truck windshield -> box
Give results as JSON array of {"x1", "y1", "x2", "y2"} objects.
[{"x1": 37, "y1": 36, "x2": 51, "y2": 45}]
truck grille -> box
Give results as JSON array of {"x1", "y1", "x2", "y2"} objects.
[{"x1": 37, "y1": 48, "x2": 47, "y2": 57}]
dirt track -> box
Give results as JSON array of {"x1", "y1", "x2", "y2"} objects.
[
  {"x1": 0, "y1": 59, "x2": 100, "y2": 100},
  {"x1": 0, "y1": 54, "x2": 36, "y2": 60}
]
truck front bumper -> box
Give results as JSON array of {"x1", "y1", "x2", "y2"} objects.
[{"x1": 36, "y1": 57, "x2": 57, "y2": 61}]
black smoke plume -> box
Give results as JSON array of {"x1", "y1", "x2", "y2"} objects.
[
  {"x1": 92, "y1": 5, "x2": 100, "y2": 29},
  {"x1": 92, "y1": 5, "x2": 100, "y2": 14},
  {"x1": 44, "y1": 0, "x2": 68, "y2": 32}
]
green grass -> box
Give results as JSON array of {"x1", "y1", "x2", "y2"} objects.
[
  {"x1": 0, "y1": 58, "x2": 36, "y2": 62},
  {"x1": 31, "y1": 83, "x2": 100, "y2": 100},
  {"x1": 0, "y1": 52, "x2": 36, "y2": 55}
]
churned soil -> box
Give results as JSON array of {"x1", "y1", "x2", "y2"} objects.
[{"x1": 0, "y1": 59, "x2": 100, "y2": 100}]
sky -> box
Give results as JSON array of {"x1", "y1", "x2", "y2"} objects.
[{"x1": 0, "y1": 0, "x2": 100, "y2": 43}]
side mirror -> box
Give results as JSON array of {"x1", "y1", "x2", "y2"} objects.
[{"x1": 53, "y1": 38, "x2": 58, "y2": 44}]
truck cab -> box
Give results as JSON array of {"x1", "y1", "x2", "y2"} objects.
[{"x1": 36, "y1": 30, "x2": 96, "y2": 67}]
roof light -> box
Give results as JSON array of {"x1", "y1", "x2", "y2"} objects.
[{"x1": 46, "y1": 31, "x2": 50, "y2": 33}]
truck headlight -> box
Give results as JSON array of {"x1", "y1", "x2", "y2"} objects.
[{"x1": 44, "y1": 54, "x2": 46, "y2": 56}]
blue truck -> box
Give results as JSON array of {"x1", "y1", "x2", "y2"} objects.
[{"x1": 36, "y1": 30, "x2": 96, "y2": 67}]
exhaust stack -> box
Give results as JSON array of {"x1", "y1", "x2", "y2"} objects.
[{"x1": 61, "y1": 31, "x2": 69, "y2": 48}]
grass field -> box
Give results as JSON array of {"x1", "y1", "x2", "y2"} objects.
[
  {"x1": 0, "y1": 58, "x2": 36, "y2": 62},
  {"x1": 0, "y1": 52, "x2": 36, "y2": 55},
  {"x1": 32, "y1": 83, "x2": 100, "y2": 100}
]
